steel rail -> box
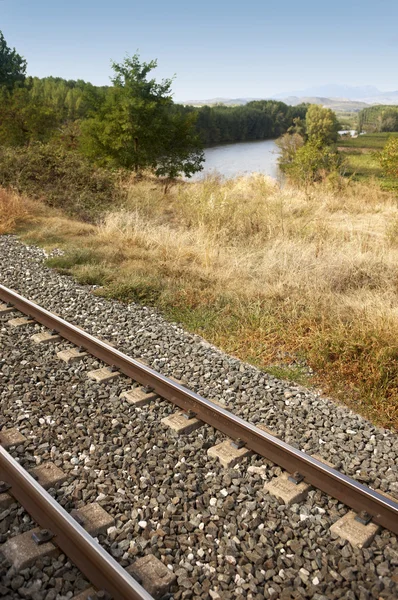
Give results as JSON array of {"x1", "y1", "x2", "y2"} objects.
[
  {"x1": 0, "y1": 446, "x2": 153, "y2": 600},
  {"x1": 1, "y1": 283, "x2": 398, "y2": 534}
]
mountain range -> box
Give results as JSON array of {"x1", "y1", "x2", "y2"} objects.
[{"x1": 183, "y1": 85, "x2": 398, "y2": 111}]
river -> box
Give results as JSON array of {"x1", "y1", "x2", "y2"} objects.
[{"x1": 192, "y1": 139, "x2": 281, "y2": 181}]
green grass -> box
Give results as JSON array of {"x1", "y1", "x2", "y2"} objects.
[
  {"x1": 339, "y1": 132, "x2": 398, "y2": 150},
  {"x1": 265, "y1": 364, "x2": 311, "y2": 386},
  {"x1": 46, "y1": 248, "x2": 102, "y2": 269},
  {"x1": 339, "y1": 132, "x2": 398, "y2": 192}
]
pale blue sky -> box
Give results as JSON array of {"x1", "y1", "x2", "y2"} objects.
[{"x1": 1, "y1": 0, "x2": 396, "y2": 100}]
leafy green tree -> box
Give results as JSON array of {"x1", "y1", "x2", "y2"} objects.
[
  {"x1": 306, "y1": 104, "x2": 339, "y2": 146},
  {"x1": 0, "y1": 31, "x2": 27, "y2": 89},
  {"x1": 379, "y1": 137, "x2": 398, "y2": 178},
  {"x1": 80, "y1": 54, "x2": 204, "y2": 178}
]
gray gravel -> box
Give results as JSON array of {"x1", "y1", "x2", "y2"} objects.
[{"x1": 1, "y1": 234, "x2": 398, "y2": 599}]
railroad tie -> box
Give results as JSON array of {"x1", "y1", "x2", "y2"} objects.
[
  {"x1": 87, "y1": 366, "x2": 121, "y2": 383},
  {"x1": 72, "y1": 555, "x2": 177, "y2": 600},
  {"x1": 207, "y1": 438, "x2": 252, "y2": 468},
  {"x1": 120, "y1": 386, "x2": 158, "y2": 406},
  {"x1": 0, "y1": 302, "x2": 14, "y2": 314},
  {"x1": 161, "y1": 410, "x2": 203, "y2": 435},
  {"x1": 31, "y1": 330, "x2": 61, "y2": 344},
  {"x1": 7, "y1": 316, "x2": 35, "y2": 328},
  {"x1": 57, "y1": 347, "x2": 88, "y2": 363}
]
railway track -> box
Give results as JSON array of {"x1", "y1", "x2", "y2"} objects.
[{"x1": 1, "y1": 282, "x2": 398, "y2": 599}]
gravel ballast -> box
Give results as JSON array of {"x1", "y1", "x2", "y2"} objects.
[{"x1": 1, "y1": 234, "x2": 398, "y2": 600}]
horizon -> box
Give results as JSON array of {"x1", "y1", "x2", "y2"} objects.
[{"x1": 1, "y1": 0, "x2": 397, "y2": 101}]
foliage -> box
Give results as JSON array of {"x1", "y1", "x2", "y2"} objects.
[
  {"x1": 283, "y1": 140, "x2": 344, "y2": 187},
  {"x1": 0, "y1": 143, "x2": 124, "y2": 220},
  {"x1": 358, "y1": 105, "x2": 398, "y2": 133},
  {"x1": 276, "y1": 133, "x2": 305, "y2": 166},
  {"x1": 379, "y1": 136, "x2": 398, "y2": 178},
  {"x1": 80, "y1": 54, "x2": 204, "y2": 178},
  {"x1": 0, "y1": 86, "x2": 58, "y2": 146},
  {"x1": 193, "y1": 101, "x2": 308, "y2": 145},
  {"x1": 0, "y1": 31, "x2": 27, "y2": 89},
  {"x1": 306, "y1": 104, "x2": 339, "y2": 146},
  {"x1": 338, "y1": 133, "x2": 398, "y2": 192},
  {"x1": 288, "y1": 116, "x2": 306, "y2": 137}
]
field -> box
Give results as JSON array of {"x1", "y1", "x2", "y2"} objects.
[
  {"x1": 339, "y1": 132, "x2": 398, "y2": 191},
  {"x1": 2, "y1": 174, "x2": 398, "y2": 431}
]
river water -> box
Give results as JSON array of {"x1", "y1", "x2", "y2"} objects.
[{"x1": 192, "y1": 139, "x2": 281, "y2": 181}]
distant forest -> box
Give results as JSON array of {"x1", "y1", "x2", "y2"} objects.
[
  {"x1": 358, "y1": 105, "x2": 398, "y2": 133},
  {"x1": 4, "y1": 76, "x2": 308, "y2": 147},
  {"x1": 189, "y1": 101, "x2": 308, "y2": 145}
]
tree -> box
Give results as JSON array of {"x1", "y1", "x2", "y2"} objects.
[
  {"x1": 80, "y1": 54, "x2": 204, "y2": 178},
  {"x1": 306, "y1": 104, "x2": 339, "y2": 146},
  {"x1": 288, "y1": 117, "x2": 306, "y2": 138},
  {"x1": 0, "y1": 87, "x2": 58, "y2": 146},
  {"x1": 276, "y1": 132, "x2": 305, "y2": 167},
  {"x1": 379, "y1": 137, "x2": 398, "y2": 178},
  {"x1": 0, "y1": 31, "x2": 27, "y2": 89}
]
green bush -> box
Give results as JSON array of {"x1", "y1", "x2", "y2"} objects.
[
  {"x1": 0, "y1": 142, "x2": 125, "y2": 220},
  {"x1": 283, "y1": 141, "x2": 345, "y2": 188},
  {"x1": 378, "y1": 136, "x2": 398, "y2": 178}
]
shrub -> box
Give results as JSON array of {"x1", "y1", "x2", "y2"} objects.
[
  {"x1": 0, "y1": 187, "x2": 35, "y2": 233},
  {"x1": 0, "y1": 142, "x2": 125, "y2": 220},
  {"x1": 283, "y1": 141, "x2": 345, "y2": 188},
  {"x1": 378, "y1": 136, "x2": 398, "y2": 178}
]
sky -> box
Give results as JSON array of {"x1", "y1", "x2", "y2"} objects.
[{"x1": 1, "y1": 0, "x2": 397, "y2": 101}]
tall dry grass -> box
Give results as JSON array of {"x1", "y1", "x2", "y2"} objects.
[
  {"x1": 7, "y1": 175, "x2": 398, "y2": 428},
  {"x1": 0, "y1": 188, "x2": 40, "y2": 234}
]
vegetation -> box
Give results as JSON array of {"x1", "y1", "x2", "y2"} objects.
[
  {"x1": 339, "y1": 132, "x2": 398, "y2": 192},
  {"x1": 379, "y1": 136, "x2": 398, "y2": 178},
  {"x1": 277, "y1": 104, "x2": 344, "y2": 187},
  {"x1": 283, "y1": 141, "x2": 344, "y2": 188},
  {"x1": 1, "y1": 31, "x2": 398, "y2": 430},
  {"x1": 80, "y1": 55, "x2": 204, "y2": 178},
  {"x1": 306, "y1": 104, "x2": 339, "y2": 145},
  {"x1": 0, "y1": 31, "x2": 27, "y2": 88},
  {"x1": 3, "y1": 176, "x2": 398, "y2": 429},
  {"x1": 193, "y1": 101, "x2": 308, "y2": 146},
  {"x1": 358, "y1": 105, "x2": 398, "y2": 133},
  {"x1": 0, "y1": 143, "x2": 124, "y2": 220}
]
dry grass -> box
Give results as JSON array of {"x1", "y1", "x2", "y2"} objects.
[
  {"x1": 0, "y1": 188, "x2": 41, "y2": 234},
  {"x1": 5, "y1": 175, "x2": 398, "y2": 429}
]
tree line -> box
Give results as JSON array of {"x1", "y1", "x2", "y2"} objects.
[
  {"x1": 190, "y1": 101, "x2": 308, "y2": 146},
  {"x1": 0, "y1": 30, "x2": 309, "y2": 180},
  {"x1": 358, "y1": 105, "x2": 398, "y2": 133}
]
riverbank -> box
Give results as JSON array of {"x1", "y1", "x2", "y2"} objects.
[{"x1": 2, "y1": 174, "x2": 398, "y2": 430}]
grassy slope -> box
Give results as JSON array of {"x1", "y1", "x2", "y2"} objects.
[{"x1": 3, "y1": 175, "x2": 398, "y2": 431}]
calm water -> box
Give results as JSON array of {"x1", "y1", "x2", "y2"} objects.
[{"x1": 192, "y1": 139, "x2": 281, "y2": 181}]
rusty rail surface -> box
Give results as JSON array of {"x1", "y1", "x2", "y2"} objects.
[
  {"x1": 0, "y1": 447, "x2": 153, "y2": 600},
  {"x1": 1, "y1": 283, "x2": 398, "y2": 535}
]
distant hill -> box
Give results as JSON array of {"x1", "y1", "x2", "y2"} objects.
[
  {"x1": 182, "y1": 96, "x2": 369, "y2": 112},
  {"x1": 182, "y1": 84, "x2": 398, "y2": 111},
  {"x1": 182, "y1": 97, "x2": 260, "y2": 106},
  {"x1": 273, "y1": 84, "x2": 398, "y2": 106},
  {"x1": 273, "y1": 84, "x2": 382, "y2": 100},
  {"x1": 278, "y1": 96, "x2": 369, "y2": 112}
]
